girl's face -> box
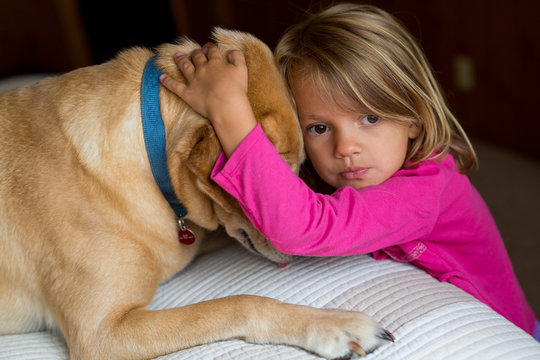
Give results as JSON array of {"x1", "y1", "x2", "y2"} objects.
[{"x1": 291, "y1": 78, "x2": 418, "y2": 190}]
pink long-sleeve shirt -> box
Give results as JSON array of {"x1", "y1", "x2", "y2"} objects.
[{"x1": 211, "y1": 124, "x2": 535, "y2": 334}]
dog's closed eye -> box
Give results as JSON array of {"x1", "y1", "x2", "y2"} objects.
[{"x1": 238, "y1": 229, "x2": 261, "y2": 255}]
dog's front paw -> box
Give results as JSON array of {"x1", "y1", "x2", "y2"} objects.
[{"x1": 303, "y1": 308, "x2": 394, "y2": 359}]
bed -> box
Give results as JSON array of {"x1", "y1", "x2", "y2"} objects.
[
  {"x1": 1, "y1": 75, "x2": 539, "y2": 360},
  {"x1": 1, "y1": 242, "x2": 539, "y2": 360}
]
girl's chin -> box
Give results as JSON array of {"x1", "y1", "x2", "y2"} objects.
[{"x1": 336, "y1": 176, "x2": 384, "y2": 190}]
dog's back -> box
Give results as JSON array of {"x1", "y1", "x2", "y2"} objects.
[{"x1": 0, "y1": 48, "x2": 179, "y2": 336}]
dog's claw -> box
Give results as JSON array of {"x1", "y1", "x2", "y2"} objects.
[
  {"x1": 377, "y1": 329, "x2": 395, "y2": 342},
  {"x1": 348, "y1": 341, "x2": 367, "y2": 357}
]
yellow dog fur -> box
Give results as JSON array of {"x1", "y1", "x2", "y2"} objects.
[{"x1": 0, "y1": 28, "x2": 389, "y2": 359}]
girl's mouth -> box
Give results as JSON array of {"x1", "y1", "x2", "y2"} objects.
[{"x1": 340, "y1": 167, "x2": 369, "y2": 180}]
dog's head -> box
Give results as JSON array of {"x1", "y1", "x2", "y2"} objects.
[{"x1": 159, "y1": 29, "x2": 304, "y2": 263}]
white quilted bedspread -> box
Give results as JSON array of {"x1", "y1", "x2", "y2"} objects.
[{"x1": 1, "y1": 243, "x2": 539, "y2": 360}]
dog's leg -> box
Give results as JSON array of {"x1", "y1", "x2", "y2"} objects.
[
  {"x1": 64, "y1": 293, "x2": 387, "y2": 359},
  {"x1": 0, "y1": 282, "x2": 53, "y2": 335},
  {"x1": 39, "y1": 228, "x2": 386, "y2": 359}
]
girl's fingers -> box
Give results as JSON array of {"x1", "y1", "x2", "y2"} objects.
[
  {"x1": 204, "y1": 43, "x2": 222, "y2": 60},
  {"x1": 173, "y1": 53, "x2": 195, "y2": 78},
  {"x1": 190, "y1": 48, "x2": 208, "y2": 66},
  {"x1": 227, "y1": 49, "x2": 246, "y2": 67},
  {"x1": 159, "y1": 74, "x2": 186, "y2": 98}
]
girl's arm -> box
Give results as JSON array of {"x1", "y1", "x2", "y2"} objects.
[{"x1": 211, "y1": 123, "x2": 438, "y2": 256}]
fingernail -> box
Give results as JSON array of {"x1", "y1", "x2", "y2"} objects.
[
  {"x1": 174, "y1": 52, "x2": 183, "y2": 58},
  {"x1": 159, "y1": 74, "x2": 168, "y2": 81}
]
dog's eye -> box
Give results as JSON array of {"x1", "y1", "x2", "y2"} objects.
[{"x1": 238, "y1": 229, "x2": 260, "y2": 255}]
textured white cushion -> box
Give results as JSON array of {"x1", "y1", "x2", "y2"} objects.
[{"x1": 1, "y1": 243, "x2": 539, "y2": 360}]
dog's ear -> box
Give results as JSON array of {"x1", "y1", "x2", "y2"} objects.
[
  {"x1": 179, "y1": 123, "x2": 220, "y2": 179},
  {"x1": 177, "y1": 123, "x2": 235, "y2": 213}
]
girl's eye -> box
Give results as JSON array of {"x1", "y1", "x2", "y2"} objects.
[
  {"x1": 307, "y1": 124, "x2": 330, "y2": 135},
  {"x1": 361, "y1": 115, "x2": 380, "y2": 125}
]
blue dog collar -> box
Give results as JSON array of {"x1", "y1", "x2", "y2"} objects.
[{"x1": 140, "y1": 56, "x2": 188, "y2": 219}]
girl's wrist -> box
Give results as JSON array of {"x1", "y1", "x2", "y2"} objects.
[{"x1": 209, "y1": 98, "x2": 257, "y2": 157}]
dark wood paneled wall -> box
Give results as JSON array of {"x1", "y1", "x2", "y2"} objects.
[{"x1": 1, "y1": 0, "x2": 539, "y2": 159}]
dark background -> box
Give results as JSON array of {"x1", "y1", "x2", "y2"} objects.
[
  {"x1": 1, "y1": 0, "x2": 539, "y2": 161},
  {"x1": 1, "y1": 0, "x2": 539, "y2": 317}
]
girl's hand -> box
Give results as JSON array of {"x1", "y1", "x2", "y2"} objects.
[{"x1": 160, "y1": 44, "x2": 257, "y2": 156}]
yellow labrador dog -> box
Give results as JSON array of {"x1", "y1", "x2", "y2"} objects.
[{"x1": 0, "y1": 28, "x2": 392, "y2": 359}]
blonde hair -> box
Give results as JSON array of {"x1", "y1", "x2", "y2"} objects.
[{"x1": 275, "y1": 3, "x2": 477, "y2": 173}]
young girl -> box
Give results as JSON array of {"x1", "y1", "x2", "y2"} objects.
[{"x1": 160, "y1": 3, "x2": 538, "y2": 338}]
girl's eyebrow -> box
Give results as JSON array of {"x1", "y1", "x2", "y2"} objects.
[
  {"x1": 300, "y1": 114, "x2": 323, "y2": 121},
  {"x1": 299, "y1": 113, "x2": 333, "y2": 121},
  {"x1": 298, "y1": 115, "x2": 330, "y2": 126},
  {"x1": 300, "y1": 112, "x2": 367, "y2": 123}
]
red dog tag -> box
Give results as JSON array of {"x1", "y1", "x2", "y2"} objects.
[
  {"x1": 178, "y1": 228, "x2": 196, "y2": 245},
  {"x1": 178, "y1": 218, "x2": 196, "y2": 245}
]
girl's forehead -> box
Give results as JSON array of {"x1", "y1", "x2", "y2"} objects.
[{"x1": 290, "y1": 75, "x2": 368, "y2": 115}]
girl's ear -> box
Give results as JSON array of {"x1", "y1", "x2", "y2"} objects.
[{"x1": 408, "y1": 122, "x2": 421, "y2": 139}]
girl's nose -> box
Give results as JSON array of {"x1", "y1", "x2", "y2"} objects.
[{"x1": 334, "y1": 130, "x2": 361, "y2": 158}]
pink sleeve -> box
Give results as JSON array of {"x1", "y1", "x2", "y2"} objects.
[{"x1": 211, "y1": 124, "x2": 438, "y2": 256}]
